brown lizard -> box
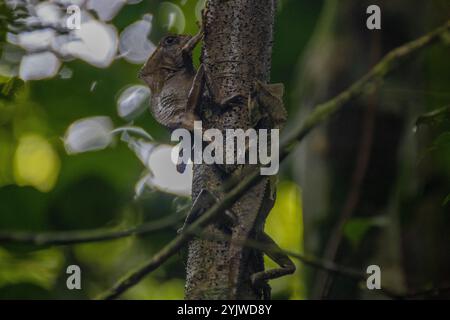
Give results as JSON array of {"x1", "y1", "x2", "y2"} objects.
[
  {"x1": 224, "y1": 82, "x2": 295, "y2": 299},
  {"x1": 138, "y1": 31, "x2": 205, "y2": 132},
  {"x1": 139, "y1": 28, "x2": 295, "y2": 299}
]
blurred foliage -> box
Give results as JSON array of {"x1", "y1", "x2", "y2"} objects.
[
  {"x1": 0, "y1": 76, "x2": 23, "y2": 101},
  {"x1": 443, "y1": 193, "x2": 450, "y2": 206},
  {"x1": 0, "y1": 247, "x2": 63, "y2": 291},
  {"x1": 343, "y1": 217, "x2": 387, "y2": 248},
  {"x1": 0, "y1": 2, "x2": 12, "y2": 44},
  {"x1": 416, "y1": 106, "x2": 450, "y2": 127},
  {"x1": 14, "y1": 133, "x2": 60, "y2": 192}
]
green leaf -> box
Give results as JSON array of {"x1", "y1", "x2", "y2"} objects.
[
  {"x1": 416, "y1": 106, "x2": 450, "y2": 127},
  {"x1": 443, "y1": 193, "x2": 450, "y2": 207},
  {"x1": 344, "y1": 217, "x2": 387, "y2": 247}
]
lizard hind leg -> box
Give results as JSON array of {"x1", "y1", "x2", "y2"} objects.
[
  {"x1": 250, "y1": 232, "x2": 296, "y2": 293},
  {"x1": 252, "y1": 81, "x2": 287, "y2": 130}
]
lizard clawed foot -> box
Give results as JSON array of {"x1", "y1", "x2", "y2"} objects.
[
  {"x1": 182, "y1": 27, "x2": 204, "y2": 54},
  {"x1": 250, "y1": 232, "x2": 296, "y2": 296},
  {"x1": 176, "y1": 141, "x2": 191, "y2": 174},
  {"x1": 177, "y1": 189, "x2": 237, "y2": 234},
  {"x1": 250, "y1": 275, "x2": 272, "y2": 300}
]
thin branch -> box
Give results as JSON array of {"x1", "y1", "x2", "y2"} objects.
[
  {"x1": 97, "y1": 170, "x2": 263, "y2": 300},
  {"x1": 97, "y1": 20, "x2": 450, "y2": 300},
  {"x1": 0, "y1": 213, "x2": 183, "y2": 246},
  {"x1": 416, "y1": 105, "x2": 450, "y2": 127},
  {"x1": 198, "y1": 230, "x2": 365, "y2": 280},
  {"x1": 318, "y1": 39, "x2": 382, "y2": 298},
  {"x1": 280, "y1": 19, "x2": 450, "y2": 154},
  {"x1": 197, "y1": 231, "x2": 402, "y2": 299},
  {"x1": 198, "y1": 231, "x2": 450, "y2": 300}
]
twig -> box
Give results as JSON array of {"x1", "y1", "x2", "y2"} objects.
[
  {"x1": 280, "y1": 19, "x2": 450, "y2": 155},
  {"x1": 196, "y1": 231, "x2": 403, "y2": 299},
  {"x1": 198, "y1": 231, "x2": 450, "y2": 299},
  {"x1": 0, "y1": 213, "x2": 183, "y2": 246},
  {"x1": 97, "y1": 20, "x2": 450, "y2": 300},
  {"x1": 198, "y1": 231, "x2": 365, "y2": 280},
  {"x1": 97, "y1": 170, "x2": 263, "y2": 300},
  {"x1": 415, "y1": 105, "x2": 450, "y2": 127},
  {"x1": 318, "y1": 35, "x2": 382, "y2": 299}
]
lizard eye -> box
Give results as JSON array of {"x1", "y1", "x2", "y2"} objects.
[{"x1": 163, "y1": 36, "x2": 177, "y2": 46}]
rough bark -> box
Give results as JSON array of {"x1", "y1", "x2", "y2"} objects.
[{"x1": 185, "y1": 0, "x2": 276, "y2": 299}]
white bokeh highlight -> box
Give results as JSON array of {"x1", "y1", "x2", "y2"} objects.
[
  {"x1": 117, "y1": 85, "x2": 151, "y2": 120},
  {"x1": 64, "y1": 116, "x2": 114, "y2": 154},
  {"x1": 119, "y1": 14, "x2": 155, "y2": 64},
  {"x1": 19, "y1": 51, "x2": 61, "y2": 80}
]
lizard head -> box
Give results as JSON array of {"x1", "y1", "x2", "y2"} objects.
[{"x1": 138, "y1": 34, "x2": 197, "y2": 92}]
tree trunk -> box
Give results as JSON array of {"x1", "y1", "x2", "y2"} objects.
[{"x1": 185, "y1": 0, "x2": 276, "y2": 299}]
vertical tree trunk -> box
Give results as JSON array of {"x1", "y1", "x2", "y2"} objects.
[{"x1": 185, "y1": 0, "x2": 276, "y2": 299}]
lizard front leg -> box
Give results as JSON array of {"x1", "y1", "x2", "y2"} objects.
[
  {"x1": 175, "y1": 64, "x2": 205, "y2": 173},
  {"x1": 182, "y1": 64, "x2": 205, "y2": 130},
  {"x1": 250, "y1": 232, "x2": 296, "y2": 296},
  {"x1": 178, "y1": 22, "x2": 205, "y2": 132}
]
